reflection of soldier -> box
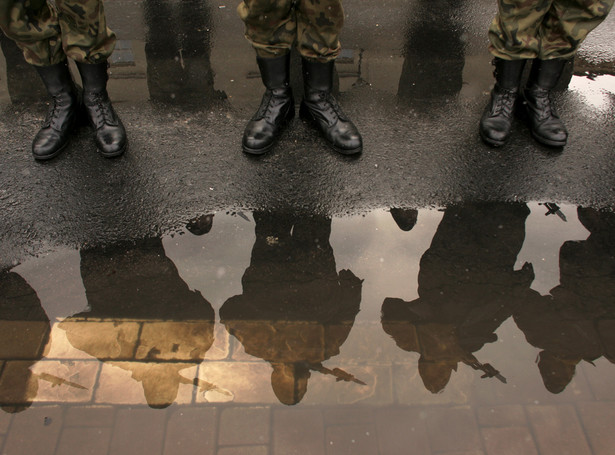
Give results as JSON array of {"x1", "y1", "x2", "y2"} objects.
[
  {"x1": 0, "y1": 0, "x2": 127, "y2": 159},
  {"x1": 144, "y1": 0, "x2": 223, "y2": 105},
  {"x1": 514, "y1": 207, "x2": 615, "y2": 393},
  {"x1": 479, "y1": 0, "x2": 614, "y2": 147},
  {"x1": 390, "y1": 208, "x2": 419, "y2": 232},
  {"x1": 382, "y1": 203, "x2": 535, "y2": 393},
  {"x1": 397, "y1": 0, "x2": 465, "y2": 107},
  {"x1": 220, "y1": 212, "x2": 363, "y2": 405},
  {"x1": 239, "y1": 0, "x2": 362, "y2": 155},
  {"x1": 58, "y1": 238, "x2": 217, "y2": 409},
  {"x1": 0, "y1": 269, "x2": 50, "y2": 413}
]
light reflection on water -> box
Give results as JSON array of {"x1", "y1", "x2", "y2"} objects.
[{"x1": 568, "y1": 75, "x2": 615, "y2": 111}]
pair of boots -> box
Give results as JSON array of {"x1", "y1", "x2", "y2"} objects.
[
  {"x1": 242, "y1": 54, "x2": 362, "y2": 155},
  {"x1": 33, "y1": 60, "x2": 127, "y2": 160},
  {"x1": 480, "y1": 58, "x2": 568, "y2": 148}
]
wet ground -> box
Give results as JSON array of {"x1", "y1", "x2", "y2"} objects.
[{"x1": 1, "y1": 1, "x2": 615, "y2": 454}]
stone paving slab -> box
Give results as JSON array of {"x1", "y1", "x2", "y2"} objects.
[
  {"x1": 273, "y1": 408, "x2": 325, "y2": 455},
  {"x1": 481, "y1": 427, "x2": 539, "y2": 455},
  {"x1": 217, "y1": 446, "x2": 269, "y2": 455},
  {"x1": 56, "y1": 427, "x2": 112, "y2": 455},
  {"x1": 2, "y1": 406, "x2": 63, "y2": 455},
  {"x1": 325, "y1": 422, "x2": 380, "y2": 455},
  {"x1": 218, "y1": 406, "x2": 270, "y2": 446},
  {"x1": 425, "y1": 406, "x2": 482, "y2": 454},
  {"x1": 376, "y1": 408, "x2": 430, "y2": 455},
  {"x1": 163, "y1": 407, "x2": 217, "y2": 455},
  {"x1": 0, "y1": 401, "x2": 614, "y2": 454},
  {"x1": 576, "y1": 402, "x2": 615, "y2": 455},
  {"x1": 526, "y1": 405, "x2": 592, "y2": 455},
  {"x1": 109, "y1": 408, "x2": 166, "y2": 455}
]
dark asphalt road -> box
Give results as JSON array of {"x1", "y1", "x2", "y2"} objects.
[{"x1": 1, "y1": 0, "x2": 614, "y2": 264}]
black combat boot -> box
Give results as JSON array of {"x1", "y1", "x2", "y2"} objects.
[
  {"x1": 242, "y1": 54, "x2": 294, "y2": 154},
  {"x1": 76, "y1": 61, "x2": 127, "y2": 157},
  {"x1": 299, "y1": 59, "x2": 362, "y2": 155},
  {"x1": 32, "y1": 61, "x2": 80, "y2": 160},
  {"x1": 522, "y1": 59, "x2": 568, "y2": 147},
  {"x1": 479, "y1": 58, "x2": 526, "y2": 147}
]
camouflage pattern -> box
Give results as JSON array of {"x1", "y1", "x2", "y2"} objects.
[
  {"x1": 237, "y1": 0, "x2": 344, "y2": 62},
  {"x1": 489, "y1": 0, "x2": 614, "y2": 60},
  {"x1": 0, "y1": 0, "x2": 116, "y2": 66}
]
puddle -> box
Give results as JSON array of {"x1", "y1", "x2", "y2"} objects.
[{"x1": 1, "y1": 202, "x2": 613, "y2": 454}]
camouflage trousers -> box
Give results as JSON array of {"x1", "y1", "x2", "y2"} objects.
[
  {"x1": 489, "y1": 0, "x2": 614, "y2": 60},
  {"x1": 0, "y1": 0, "x2": 116, "y2": 66},
  {"x1": 237, "y1": 0, "x2": 344, "y2": 62}
]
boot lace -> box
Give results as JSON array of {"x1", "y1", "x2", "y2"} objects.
[
  {"x1": 312, "y1": 91, "x2": 348, "y2": 122},
  {"x1": 43, "y1": 94, "x2": 71, "y2": 130},
  {"x1": 87, "y1": 92, "x2": 116, "y2": 128},
  {"x1": 254, "y1": 90, "x2": 274, "y2": 120},
  {"x1": 491, "y1": 88, "x2": 517, "y2": 118},
  {"x1": 528, "y1": 87, "x2": 558, "y2": 122}
]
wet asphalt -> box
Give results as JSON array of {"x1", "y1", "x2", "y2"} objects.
[{"x1": 0, "y1": 0, "x2": 614, "y2": 265}]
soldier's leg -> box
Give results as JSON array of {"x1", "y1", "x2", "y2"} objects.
[
  {"x1": 55, "y1": 0, "x2": 116, "y2": 64},
  {"x1": 522, "y1": 0, "x2": 613, "y2": 147},
  {"x1": 295, "y1": 0, "x2": 361, "y2": 155},
  {"x1": 0, "y1": 0, "x2": 81, "y2": 160},
  {"x1": 480, "y1": 0, "x2": 552, "y2": 147},
  {"x1": 237, "y1": 0, "x2": 297, "y2": 58},
  {"x1": 53, "y1": 0, "x2": 126, "y2": 157},
  {"x1": 0, "y1": 0, "x2": 65, "y2": 65},
  {"x1": 238, "y1": 0, "x2": 296, "y2": 154},
  {"x1": 488, "y1": 0, "x2": 553, "y2": 61},
  {"x1": 540, "y1": 0, "x2": 614, "y2": 60}
]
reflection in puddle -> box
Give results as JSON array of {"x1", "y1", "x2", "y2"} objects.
[
  {"x1": 568, "y1": 75, "x2": 615, "y2": 111},
  {"x1": 1, "y1": 203, "x2": 614, "y2": 452}
]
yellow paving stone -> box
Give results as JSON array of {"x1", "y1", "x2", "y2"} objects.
[
  {"x1": 0, "y1": 360, "x2": 98, "y2": 404},
  {"x1": 43, "y1": 323, "x2": 96, "y2": 360},
  {"x1": 58, "y1": 320, "x2": 141, "y2": 361},
  {"x1": 206, "y1": 324, "x2": 231, "y2": 360},
  {"x1": 195, "y1": 361, "x2": 275, "y2": 403},
  {"x1": 94, "y1": 362, "x2": 197, "y2": 407},
  {"x1": 135, "y1": 321, "x2": 215, "y2": 361}
]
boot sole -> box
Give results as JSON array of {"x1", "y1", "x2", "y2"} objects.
[
  {"x1": 479, "y1": 129, "x2": 507, "y2": 148},
  {"x1": 242, "y1": 142, "x2": 274, "y2": 155},
  {"x1": 531, "y1": 131, "x2": 566, "y2": 148},
  {"x1": 99, "y1": 142, "x2": 127, "y2": 158},
  {"x1": 33, "y1": 140, "x2": 69, "y2": 161}
]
